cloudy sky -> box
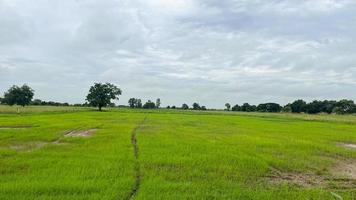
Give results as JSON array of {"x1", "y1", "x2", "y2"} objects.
[{"x1": 1, "y1": 0, "x2": 356, "y2": 108}]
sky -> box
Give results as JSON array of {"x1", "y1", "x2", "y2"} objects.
[{"x1": 1, "y1": 0, "x2": 356, "y2": 108}]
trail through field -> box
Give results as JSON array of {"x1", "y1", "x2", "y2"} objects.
[{"x1": 125, "y1": 117, "x2": 147, "y2": 200}]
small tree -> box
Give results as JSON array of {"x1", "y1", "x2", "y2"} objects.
[
  {"x1": 156, "y1": 98, "x2": 161, "y2": 108},
  {"x1": 143, "y1": 100, "x2": 155, "y2": 109},
  {"x1": 86, "y1": 83, "x2": 122, "y2": 111},
  {"x1": 3, "y1": 84, "x2": 34, "y2": 107},
  {"x1": 231, "y1": 104, "x2": 241, "y2": 111},
  {"x1": 182, "y1": 103, "x2": 189, "y2": 110},
  {"x1": 128, "y1": 98, "x2": 137, "y2": 108},
  {"x1": 192, "y1": 103, "x2": 201, "y2": 110},
  {"x1": 225, "y1": 103, "x2": 231, "y2": 111}
]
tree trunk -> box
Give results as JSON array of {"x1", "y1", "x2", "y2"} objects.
[{"x1": 98, "y1": 106, "x2": 102, "y2": 111}]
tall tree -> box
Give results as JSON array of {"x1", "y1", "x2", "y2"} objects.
[
  {"x1": 225, "y1": 103, "x2": 231, "y2": 111},
  {"x1": 86, "y1": 83, "x2": 122, "y2": 111},
  {"x1": 136, "y1": 99, "x2": 142, "y2": 108},
  {"x1": 156, "y1": 98, "x2": 161, "y2": 108},
  {"x1": 3, "y1": 84, "x2": 34, "y2": 107}
]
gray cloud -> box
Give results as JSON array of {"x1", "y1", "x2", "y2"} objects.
[{"x1": 1, "y1": 0, "x2": 356, "y2": 108}]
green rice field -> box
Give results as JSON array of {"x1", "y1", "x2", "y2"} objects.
[{"x1": 0, "y1": 106, "x2": 355, "y2": 199}]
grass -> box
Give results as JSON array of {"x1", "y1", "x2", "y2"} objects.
[{"x1": 0, "y1": 106, "x2": 356, "y2": 199}]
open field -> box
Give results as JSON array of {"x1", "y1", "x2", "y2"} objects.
[{"x1": 1, "y1": 106, "x2": 356, "y2": 199}]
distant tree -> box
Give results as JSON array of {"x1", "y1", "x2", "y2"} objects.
[
  {"x1": 143, "y1": 100, "x2": 156, "y2": 109},
  {"x1": 241, "y1": 103, "x2": 256, "y2": 112},
  {"x1": 86, "y1": 83, "x2": 122, "y2": 111},
  {"x1": 156, "y1": 98, "x2": 161, "y2": 108},
  {"x1": 136, "y1": 99, "x2": 142, "y2": 108},
  {"x1": 323, "y1": 100, "x2": 337, "y2": 114},
  {"x1": 192, "y1": 103, "x2": 201, "y2": 110},
  {"x1": 251, "y1": 105, "x2": 257, "y2": 112},
  {"x1": 240, "y1": 103, "x2": 249, "y2": 112},
  {"x1": 0, "y1": 97, "x2": 3, "y2": 104},
  {"x1": 3, "y1": 84, "x2": 34, "y2": 107},
  {"x1": 166, "y1": 106, "x2": 171, "y2": 109},
  {"x1": 332, "y1": 107, "x2": 343, "y2": 115},
  {"x1": 201, "y1": 106, "x2": 207, "y2": 110},
  {"x1": 335, "y1": 99, "x2": 356, "y2": 114},
  {"x1": 231, "y1": 104, "x2": 241, "y2": 111},
  {"x1": 171, "y1": 105, "x2": 176, "y2": 109},
  {"x1": 128, "y1": 98, "x2": 137, "y2": 108},
  {"x1": 32, "y1": 99, "x2": 72, "y2": 107},
  {"x1": 225, "y1": 103, "x2": 231, "y2": 111},
  {"x1": 282, "y1": 104, "x2": 292, "y2": 113},
  {"x1": 109, "y1": 102, "x2": 116, "y2": 107},
  {"x1": 290, "y1": 99, "x2": 307, "y2": 113},
  {"x1": 257, "y1": 103, "x2": 281, "y2": 113},
  {"x1": 305, "y1": 100, "x2": 324, "y2": 114},
  {"x1": 182, "y1": 103, "x2": 189, "y2": 110},
  {"x1": 256, "y1": 104, "x2": 267, "y2": 112},
  {"x1": 31, "y1": 99, "x2": 42, "y2": 106}
]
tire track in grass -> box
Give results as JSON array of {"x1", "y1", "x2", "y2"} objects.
[{"x1": 125, "y1": 117, "x2": 147, "y2": 200}]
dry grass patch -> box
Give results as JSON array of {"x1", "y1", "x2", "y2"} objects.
[
  {"x1": 65, "y1": 129, "x2": 98, "y2": 137},
  {"x1": 328, "y1": 160, "x2": 356, "y2": 189},
  {"x1": 340, "y1": 143, "x2": 356, "y2": 149},
  {"x1": 266, "y1": 160, "x2": 356, "y2": 189},
  {"x1": 332, "y1": 160, "x2": 356, "y2": 180},
  {"x1": 9, "y1": 141, "x2": 66, "y2": 151},
  {"x1": 265, "y1": 167, "x2": 325, "y2": 187}
]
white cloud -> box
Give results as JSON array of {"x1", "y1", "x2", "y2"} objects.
[{"x1": 0, "y1": 0, "x2": 356, "y2": 107}]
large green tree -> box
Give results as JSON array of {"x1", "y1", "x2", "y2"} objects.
[
  {"x1": 86, "y1": 83, "x2": 122, "y2": 111},
  {"x1": 3, "y1": 84, "x2": 34, "y2": 107}
]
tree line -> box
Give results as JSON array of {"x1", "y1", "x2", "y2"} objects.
[
  {"x1": 128, "y1": 98, "x2": 161, "y2": 109},
  {"x1": 225, "y1": 99, "x2": 356, "y2": 114},
  {"x1": 1, "y1": 83, "x2": 356, "y2": 114},
  {"x1": 128, "y1": 98, "x2": 209, "y2": 111}
]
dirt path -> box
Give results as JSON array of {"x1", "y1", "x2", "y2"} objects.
[{"x1": 125, "y1": 117, "x2": 147, "y2": 200}]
